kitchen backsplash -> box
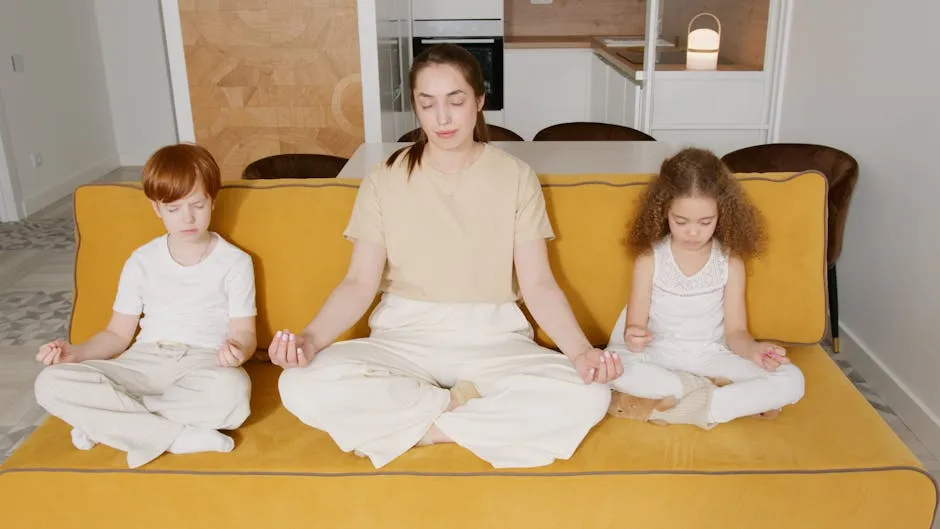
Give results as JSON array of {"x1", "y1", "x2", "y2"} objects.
[
  {"x1": 505, "y1": 0, "x2": 647, "y2": 37},
  {"x1": 662, "y1": 0, "x2": 769, "y2": 69}
]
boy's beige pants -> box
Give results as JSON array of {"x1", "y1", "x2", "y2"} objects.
[{"x1": 34, "y1": 341, "x2": 251, "y2": 468}]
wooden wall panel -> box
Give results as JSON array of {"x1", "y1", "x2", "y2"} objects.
[
  {"x1": 179, "y1": 0, "x2": 364, "y2": 180},
  {"x1": 505, "y1": 0, "x2": 647, "y2": 38}
]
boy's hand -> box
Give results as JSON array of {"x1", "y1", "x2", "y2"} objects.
[
  {"x1": 624, "y1": 325, "x2": 653, "y2": 353},
  {"x1": 36, "y1": 340, "x2": 81, "y2": 365},
  {"x1": 268, "y1": 330, "x2": 314, "y2": 369},
  {"x1": 217, "y1": 340, "x2": 248, "y2": 368},
  {"x1": 748, "y1": 342, "x2": 789, "y2": 371}
]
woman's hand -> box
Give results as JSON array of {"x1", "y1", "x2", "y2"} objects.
[
  {"x1": 268, "y1": 330, "x2": 314, "y2": 369},
  {"x1": 571, "y1": 347, "x2": 623, "y2": 384}
]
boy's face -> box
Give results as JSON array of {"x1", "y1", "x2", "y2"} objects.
[{"x1": 151, "y1": 182, "x2": 213, "y2": 240}]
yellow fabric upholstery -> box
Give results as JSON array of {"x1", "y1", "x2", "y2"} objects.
[
  {"x1": 68, "y1": 172, "x2": 826, "y2": 350},
  {"x1": 2, "y1": 349, "x2": 935, "y2": 528},
  {"x1": 2, "y1": 171, "x2": 934, "y2": 529}
]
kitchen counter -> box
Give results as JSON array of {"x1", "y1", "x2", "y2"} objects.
[
  {"x1": 505, "y1": 35, "x2": 761, "y2": 82},
  {"x1": 336, "y1": 141, "x2": 678, "y2": 179}
]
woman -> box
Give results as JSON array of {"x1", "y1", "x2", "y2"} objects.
[{"x1": 271, "y1": 44, "x2": 621, "y2": 469}]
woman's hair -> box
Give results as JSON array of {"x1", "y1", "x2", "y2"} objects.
[
  {"x1": 142, "y1": 143, "x2": 221, "y2": 203},
  {"x1": 627, "y1": 147, "x2": 765, "y2": 259},
  {"x1": 385, "y1": 43, "x2": 489, "y2": 175}
]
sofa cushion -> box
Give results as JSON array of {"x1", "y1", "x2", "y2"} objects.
[
  {"x1": 2, "y1": 346, "x2": 935, "y2": 529},
  {"x1": 68, "y1": 171, "x2": 826, "y2": 351}
]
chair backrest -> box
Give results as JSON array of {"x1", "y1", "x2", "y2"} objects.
[
  {"x1": 397, "y1": 124, "x2": 524, "y2": 142},
  {"x1": 721, "y1": 143, "x2": 859, "y2": 263},
  {"x1": 242, "y1": 154, "x2": 349, "y2": 180},
  {"x1": 533, "y1": 122, "x2": 657, "y2": 142}
]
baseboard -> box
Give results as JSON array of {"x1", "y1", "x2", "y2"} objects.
[
  {"x1": 22, "y1": 154, "x2": 120, "y2": 215},
  {"x1": 840, "y1": 323, "x2": 940, "y2": 460}
]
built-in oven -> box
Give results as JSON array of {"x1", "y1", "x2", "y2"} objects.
[{"x1": 412, "y1": 20, "x2": 504, "y2": 111}]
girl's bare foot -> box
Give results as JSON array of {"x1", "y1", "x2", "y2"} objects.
[{"x1": 607, "y1": 391, "x2": 679, "y2": 420}]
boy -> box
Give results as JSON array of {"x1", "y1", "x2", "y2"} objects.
[{"x1": 34, "y1": 143, "x2": 257, "y2": 469}]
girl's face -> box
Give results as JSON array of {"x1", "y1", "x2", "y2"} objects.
[
  {"x1": 668, "y1": 195, "x2": 718, "y2": 250},
  {"x1": 413, "y1": 63, "x2": 484, "y2": 151}
]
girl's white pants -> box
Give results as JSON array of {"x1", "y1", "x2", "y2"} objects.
[
  {"x1": 606, "y1": 308, "x2": 805, "y2": 424},
  {"x1": 279, "y1": 294, "x2": 611, "y2": 469}
]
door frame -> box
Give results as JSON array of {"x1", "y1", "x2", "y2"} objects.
[{"x1": 0, "y1": 86, "x2": 24, "y2": 222}]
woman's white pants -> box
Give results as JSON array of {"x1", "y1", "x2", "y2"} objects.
[{"x1": 279, "y1": 294, "x2": 611, "y2": 469}]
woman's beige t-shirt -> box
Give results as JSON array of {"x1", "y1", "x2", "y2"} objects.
[{"x1": 343, "y1": 144, "x2": 554, "y2": 304}]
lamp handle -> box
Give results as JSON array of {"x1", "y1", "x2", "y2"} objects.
[{"x1": 688, "y1": 12, "x2": 721, "y2": 38}]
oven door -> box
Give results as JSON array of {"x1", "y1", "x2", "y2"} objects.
[{"x1": 412, "y1": 36, "x2": 504, "y2": 111}]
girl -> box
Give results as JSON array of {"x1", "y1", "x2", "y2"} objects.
[
  {"x1": 606, "y1": 147, "x2": 805, "y2": 429},
  {"x1": 269, "y1": 44, "x2": 616, "y2": 469}
]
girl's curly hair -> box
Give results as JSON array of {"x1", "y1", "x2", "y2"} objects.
[{"x1": 627, "y1": 147, "x2": 765, "y2": 259}]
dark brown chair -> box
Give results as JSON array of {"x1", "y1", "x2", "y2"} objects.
[
  {"x1": 241, "y1": 154, "x2": 348, "y2": 180},
  {"x1": 721, "y1": 143, "x2": 859, "y2": 352},
  {"x1": 533, "y1": 122, "x2": 656, "y2": 142},
  {"x1": 397, "y1": 124, "x2": 524, "y2": 142}
]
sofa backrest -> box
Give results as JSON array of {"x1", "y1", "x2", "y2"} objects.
[{"x1": 69, "y1": 171, "x2": 827, "y2": 351}]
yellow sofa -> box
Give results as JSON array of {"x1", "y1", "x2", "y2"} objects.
[{"x1": 1, "y1": 172, "x2": 936, "y2": 529}]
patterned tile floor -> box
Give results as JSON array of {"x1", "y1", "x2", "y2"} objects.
[{"x1": 1, "y1": 167, "x2": 938, "y2": 499}]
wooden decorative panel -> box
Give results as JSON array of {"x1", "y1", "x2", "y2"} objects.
[
  {"x1": 178, "y1": 0, "x2": 364, "y2": 180},
  {"x1": 505, "y1": 0, "x2": 647, "y2": 38}
]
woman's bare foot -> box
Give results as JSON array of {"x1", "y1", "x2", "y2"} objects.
[
  {"x1": 447, "y1": 380, "x2": 480, "y2": 411},
  {"x1": 755, "y1": 408, "x2": 782, "y2": 419},
  {"x1": 418, "y1": 381, "x2": 480, "y2": 446}
]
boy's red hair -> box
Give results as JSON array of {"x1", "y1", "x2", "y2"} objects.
[{"x1": 142, "y1": 143, "x2": 221, "y2": 203}]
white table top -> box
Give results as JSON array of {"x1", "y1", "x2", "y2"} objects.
[{"x1": 336, "y1": 141, "x2": 678, "y2": 179}]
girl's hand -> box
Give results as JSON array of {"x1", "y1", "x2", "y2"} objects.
[
  {"x1": 217, "y1": 340, "x2": 247, "y2": 368},
  {"x1": 624, "y1": 325, "x2": 653, "y2": 353},
  {"x1": 268, "y1": 330, "x2": 314, "y2": 369},
  {"x1": 749, "y1": 342, "x2": 789, "y2": 371},
  {"x1": 36, "y1": 340, "x2": 81, "y2": 365},
  {"x1": 571, "y1": 347, "x2": 623, "y2": 384}
]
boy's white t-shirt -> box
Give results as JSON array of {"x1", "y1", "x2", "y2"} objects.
[{"x1": 112, "y1": 233, "x2": 256, "y2": 349}]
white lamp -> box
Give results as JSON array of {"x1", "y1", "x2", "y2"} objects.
[{"x1": 686, "y1": 13, "x2": 721, "y2": 70}]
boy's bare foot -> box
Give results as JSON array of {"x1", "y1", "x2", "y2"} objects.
[{"x1": 607, "y1": 391, "x2": 679, "y2": 421}]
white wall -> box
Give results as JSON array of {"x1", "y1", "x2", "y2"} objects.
[
  {"x1": 0, "y1": 0, "x2": 119, "y2": 217},
  {"x1": 778, "y1": 0, "x2": 940, "y2": 454},
  {"x1": 94, "y1": 0, "x2": 177, "y2": 165}
]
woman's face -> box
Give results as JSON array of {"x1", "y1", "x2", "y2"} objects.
[{"x1": 413, "y1": 63, "x2": 484, "y2": 151}]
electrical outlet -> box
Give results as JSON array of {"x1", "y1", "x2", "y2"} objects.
[
  {"x1": 30, "y1": 153, "x2": 42, "y2": 168},
  {"x1": 530, "y1": 0, "x2": 553, "y2": 4}
]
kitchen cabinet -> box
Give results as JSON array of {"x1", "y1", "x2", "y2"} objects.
[
  {"x1": 503, "y1": 48, "x2": 592, "y2": 140},
  {"x1": 588, "y1": 54, "x2": 642, "y2": 130},
  {"x1": 648, "y1": 72, "x2": 771, "y2": 154}
]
